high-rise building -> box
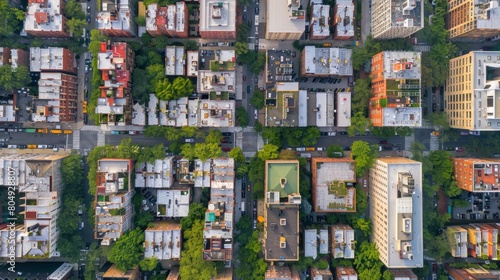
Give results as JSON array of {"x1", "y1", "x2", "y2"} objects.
[
  {"x1": 369, "y1": 157, "x2": 423, "y2": 268},
  {"x1": 370, "y1": 51, "x2": 422, "y2": 127},
  {"x1": 266, "y1": 0, "x2": 305, "y2": 40},
  {"x1": 371, "y1": 0, "x2": 423, "y2": 39},
  {"x1": 444, "y1": 51, "x2": 500, "y2": 131},
  {"x1": 264, "y1": 160, "x2": 301, "y2": 261},
  {"x1": 199, "y1": 0, "x2": 236, "y2": 39},
  {"x1": 452, "y1": 157, "x2": 500, "y2": 192},
  {"x1": 447, "y1": 0, "x2": 500, "y2": 41}
]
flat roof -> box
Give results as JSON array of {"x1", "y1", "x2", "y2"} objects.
[
  {"x1": 267, "y1": 49, "x2": 295, "y2": 83},
  {"x1": 390, "y1": 0, "x2": 422, "y2": 29},
  {"x1": 299, "y1": 90, "x2": 308, "y2": 127},
  {"x1": 29, "y1": 47, "x2": 73, "y2": 72},
  {"x1": 265, "y1": 204, "x2": 300, "y2": 261},
  {"x1": 304, "y1": 229, "x2": 318, "y2": 258},
  {"x1": 303, "y1": 46, "x2": 353, "y2": 76},
  {"x1": 199, "y1": 0, "x2": 236, "y2": 32},
  {"x1": 266, "y1": 160, "x2": 300, "y2": 197},
  {"x1": 311, "y1": 4, "x2": 330, "y2": 37},
  {"x1": 157, "y1": 189, "x2": 190, "y2": 217},
  {"x1": 24, "y1": 0, "x2": 64, "y2": 33},
  {"x1": 198, "y1": 100, "x2": 235, "y2": 127},
  {"x1": 135, "y1": 157, "x2": 174, "y2": 188},
  {"x1": 381, "y1": 107, "x2": 422, "y2": 127},
  {"x1": 316, "y1": 91, "x2": 335, "y2": 127},
  {"x1": 165, "y1": 46, "x2": 185, "y2": 76},
  {"x1": 146, "y1": 3, "x2": 161, "y2": 32},
  {"x1": 144, "y1": 221, "x2": 182, "y2": 260},
  {"x1": 380, "y1": 51, "x2": 421, "y2": 80},
  {"x1": 337, "y1": 92, "x2": 352, "y2": 127},
  {"x1": 187, "y1": 50, "x2": 199, "y2": 76},
  {"x1": 334, "y1": 0, "x2": 355, "y2": 37},
  {"x1": 97, "y1": 0, "x2": 135, "y2": 34},
  {"x1": 332, "y1": 225, "x2": 355, "y2": 259},
  {"x1": 198, "y1": 70, "x2": 236, "y2": 93},
  {"x1": 267, "y1": 0, "x2": 305, "y2": 34},
  {"x1": 265, "y1": 82, "x2": 300, "y2": 127}
]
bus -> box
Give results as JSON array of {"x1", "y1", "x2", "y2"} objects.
[
  {"x1": 63, "y1": 130, "x2": 73, "y2": 134},
  {"x1": 50, "y1": 129, "x2": 62, "y2": 134},
  {"x1": 25, "y1": 128, "x2": 36, "y2": 133}
]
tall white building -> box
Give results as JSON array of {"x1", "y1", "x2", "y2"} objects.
[
  {"x1": 371, "y1": 0, "x2": 424, "y2": 39},
  {"x1": 369, "y1": 157, "x2": 423, "y2": 268}
]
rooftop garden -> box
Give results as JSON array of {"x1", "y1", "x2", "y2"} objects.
[
  {"x1": 328, "y1": 180, "x2": 348, "y2": 196},
  {"x1": 210, "y1": 60, "x2": 235, "y2": 71},
  {"x1": 158, "y1": 204, "x2": 166, "y2": 216},
  {"x1": 209, "y1": 91, "x2": 229, "y2": 100}
]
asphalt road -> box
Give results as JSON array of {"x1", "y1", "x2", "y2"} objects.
[{"x1": 7, "y1": 131, "x2": 71, "y2": 146}]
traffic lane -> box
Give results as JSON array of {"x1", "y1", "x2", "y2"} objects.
[
  {"x1": 9, "y1": 132, "x2": 70, "y2": 145},
  {"x1": 80, "y1": 131, "x2": 98, "y2": 151},
  {"x1": 106, "y1": 134, "x2": 172, "y2": 146},
  {"x1": 81, "y1": 156, "x2": 95, "y2": 244},
  {"x1": 314, "y1": 134, "x2": 405, "y2": 149}
]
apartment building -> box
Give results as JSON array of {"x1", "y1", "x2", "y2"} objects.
[
  {"x1": 102, "y1": 264, "x2": 139, "y2": 280},
  {"x1": 333, "y1": 0, "x2": 355, "y2": 40},
  {"x1": 24, "y1": 0, "x2": 69, "y2": 37},
  {"x1": 264, "y1": 82, "x2": 303, "y2": 127},
  {"x1": 97, "y1": 0, "x2": 137, "y2": 37},
  {"x1": 264, "y1": 266, "x2": 300, "y2": 280},
  {"x1": 264, "y1": 160, "x2": 300, "y2": 261},
  {"x1": 453, "y1": 158, "x2": 500, "y2": 192},
  {"x1": 445, "y1": 265, "x2": 498, "y2": 280},
  {"x1": 331, "y1": 225, "x2": 355, "y2": 259},
  {"x1": 338, "y1": 92, "x2": 352, "y2": 127},
  {"x1": 30, "y1": 47, "x2": 77, "y2": 74},
  {"x1": 304, "y1": 229, "x2": 318, "y2": 259},
  {"x1": 335, "y1": 267, "x2": 358, "y2": 280},
  {"x1": 266, "y1": 0, "x2": 305, "y2": 40},
  {"x1": 0, "y1": 152, "x2": 68, "y2": 259},
  {"x1": 199, "y1": 0, "x2": 236, "y2": 39},
  {"x1": 369, "y1": 157, "x2": 423, "y2": 268},
  {"x1": 0, "y1": 48, "x2": 28, "y2": 68},
  {"x1": 96, "y1": 42, "x2": 135, "y2": 125},
  {"x1": 95, "y1": 159, "x2": 134, "y2": 246},
  {"x1": 445, "y1": 51, "x2": 500, "y2": 131},
  {"x1": 447, "y1": 225, "x2": 468, "y2": 258},
  {"x1": 203, "y1": 158, "x2": 235, "y2": 266},
  {"x1": 447, "y1": 0, "x2": 500, "y2": 41},
  {"x1": 301, "y1": 46, "x2": 353, "y2": 76},
  {"x1": 146, "y1": 2, "x2": 189, "y2": 37},
  {"x1": 389, "y1": 269, "x2": 418, "y2": 280},
  {"x1": 312, "y1": 158, "x2": 356, "y2": 213},
  {"x1": 309, "y1": 3, "x2": 330, "y2": 40},
  {"x1": 310, "y1": 268, "x2": 333, "y2": 280},
  {"x1": 371, "y1": 0, "x2": 423, "y2": 39},
  {"x1": 135, "y1": 157, "x2": 175, "y2": 188},
  {"x1": 186, "y1": 50, "x2": 199, "y2": 77},
  {"x1": 144, "y1": 221, "x2": 181, "y2": 260},
  {"x1": 370, "y1": 51, "x2": 422, "y2": 127},
  {"x1": 463, "y1": 224, "x2": 498, "y2": 259},
  {"x1": 156, "y1": 189, "x2": 190, "y2": 218},
  {"x1": 32, "y1": 72, "x2": 78, "y2": 123},
  {"x1": 166, "y1": 46, "x2": 185, "y2": 76}
]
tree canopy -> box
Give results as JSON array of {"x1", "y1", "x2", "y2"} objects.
[
  {"x1": 0, "y1": 0, "x2": 25, "y2": 36},
  {"x1": 180, "y1": 219, "x2": 217, "y2": 279},
  {"x1": 350, "y1": 141, "x2": 378, "y2": 177},
  {"x1": 156, "y1": 77, "x2": 194, "y2": 101},
  {"x1": 180, "y1": 142, "x2": 222, "y2": 162},
  {"x1": 107, "y1": 229, "x2": 145, "y2": 272},
  {"x1": 257, "y1": 144, "x2": 279, "y2": 161},
  {"x1": 348, "y1": 112, "x2": 371, "y2": 137},
  {"x1": 0, "y1": 65, "x2": 30, "y2": 91},
  {"x1": 229, "y1": 147, "x2": 246, "y2": 163},
  {"x1": 236, "y1": 106, "x2": 249, "y2": 127},
  {"x1": 327, "y1": 145, "x2": 344, "y2": 158},
  {"x1": 354, "y1": 241, "x2": 384, "y2": 280}
]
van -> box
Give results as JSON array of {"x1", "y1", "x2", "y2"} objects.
[
  {"x1": 255, "y1": 15, "x2": 259, "y2": 26},
  {"x1": 7, "y1": 145, "x2": 17, "y2": 149},
  {"x1": 241, "y1": 202, "x2": 245, "y2": 214}
]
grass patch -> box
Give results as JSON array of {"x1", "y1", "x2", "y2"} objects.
[
  {"x1": 210, "y1": 60, "x2": 235, "y2": 71},
  {"x1": 328, "y1": 180, "x2": 347, "y2": 196}
]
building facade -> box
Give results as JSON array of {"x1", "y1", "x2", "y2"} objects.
[
  {"x1": 445, "y1": 51, "x2": 500, "y2": 131},
  {"x1": 452, "y1": 157, "x2": 500, "y2": 192},
  {"x1": 370, "y1": 51, "x2": 422, "y2": 127},
  {"x1": 447, "y1": 0, "x2": 500, "y2": 41},
  {"x1": 369, "y1": 157, "x2": 423, "y2": 268},
  {"x1": 371, "y1": 0, "x2": 423, "y2": 39}
]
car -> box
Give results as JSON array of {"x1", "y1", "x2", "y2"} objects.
[
  {"x1": 85, "y1": 59, "x2": 91, "y2": 64},
  {"x1": 432, "y1": 103, "x2": 437, "y2": 112},
  {"x1": 320, "y1": 132, "x2": 328, "y2": 136},
  {"x1": 343, "y1": 146, "x2": 351, "y2": 151},
  {"x1": 86, "y1": 15, "x2": 91, "y2": 23},
  {"x1": 254, "y1": 77, "x2": 258, "y2": 84},
  {"x1": 317, "y1": 147, "x2": 325, "y2": 151},
  {"x1": 47, "y1": 145, "x2": 54, "y2": 149},
  {"x1": 87, "y1": 5, "x2": 91, "y2": 11},
  {"x1": 78, "y1": 205, "x2": 83, "y2": 215},
  {"x1": 0, "y1": 128, "x2": 5, "y2": 132},
  {"x1": 241, "y1": 189, "x2": 246, "y2": 198},
  {"x1": 455, "y1": 147, "x2": 464, "y2": 152},
  {"x1": 222, "y1": 132, "x2": 232, "y2": 136},
  {"x1": 255, "y1": 7, "x2": 259, "y2": 14},
  {"x1": 221, "y1": 137, "x2": 232, "y2": 143},
  {"x1": 242, "y1": 75, "x2": 246, "y2": 81},
  {"x1": 339, "y1": 131, "x2": 348, "y2": 135},
  {"x1": 85, "y1": 65, "x2": 88, "y2": 73},
  {"x1": 79, "y1": 222, "x2": 84, "y2": 230},
  {"x1": 129, "y1": 131, "x2": 138, "y2": 135},
  {"x1": 466, "y1": 209, "x2": 473, "y2": 213},
  {"x1": 144, "y1": 192, "x2": 151, "y2": 199},
  {"x1": 0, "y1": 143, "x2": 6, "y2": 148},
  {"x1": 37, "y1": 145, "x2": 48, "y2": 149},
  {"x1": 243, "y1": 13, "x2": 247, "y2": 21},
  {"x1": 111, "y1": 131, "x2": 120, "y2": 135},
  {"x1": 18, "y1": 144, "x2": 27, "y2": 149},
  {"x1": 185, "y1": 138, "x2": 194, "y2": 143},
  {"x1": 363, "y1": 179, "x2": 367, "y2": 188},
  {"x1": 254, "y1": 109, "x2": 258, "y2": 119},
  {"x1": 328, "y1": 132, "x2": 336, "y2": 136},
  {"x1": 296, "y1": 147, "x2": 306, "y2": 152},
  {"x1": 149, "y1": 196, "x2": 157, "y2": 204},
  {"x1": 379, "y1": 140, "x2": 388, "y2": 144}
]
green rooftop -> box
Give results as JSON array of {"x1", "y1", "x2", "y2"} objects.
[{"x1": 266, "y1": 161, "x2": 299, "y2": 197}]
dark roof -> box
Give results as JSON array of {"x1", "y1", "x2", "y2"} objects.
[{"x1": 0, "y1": 262, "x2": 64, "y2": 279}]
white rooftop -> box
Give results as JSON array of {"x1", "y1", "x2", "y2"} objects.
[
  {"x1": 135, "y1": 157, "x2": 174, "y2": 188},
  {"x1": 305, "y1": 229, "x2": 318, "y2": 259},
  {"x1": 311, "y1": 4, "x2": 330, "y2": 37},
  {"x1": 303, "y1": 46, "x2": 353, "y2": 76},
  {"x1": 299, "y1": 90, "x2": 308, "y2": 127},
  {"x1": 199, "y1": 0, "x2": 236, "y2": 32},
  {"x1": 198, "y1": 70, "x2": 236, "y2": 93},
  {"x1": 167, "y1": 5, "x2": 175, "y2": 31},
  {"x1": 194, "y1": 159, "x2": 211, "y2": 188},
  {"x1": 144, "y1": 225, "x2": 182, "y2": 260},
  {"x1": 176, "y1": 2, "x2": 186, "y2": 33},
  {"x1": 319, "y1": 229, "x2": 329, "y2": 255},
  {"x1": 315, "y1": 161, "x2": 356, "y2": 212},
  {"x1": 337, "y1": 92, "x2": 352, "y2": 127},
  {"x1": 0, "y1": 103, "x2": 15, "y2": 122},
  {"x1": 381, "y1": 107, "x2": 422, "y2": 127},
  {"x1": 146, "y1": 3, "x2": 159, "y2": 32},
  {"x1": 199, "y1": 100, "x2": 235, "y2": 127},
  {"x1": 132, "y1": 102, "x2": 145, "y2": 126},
  {"x1": 148, "y1": 94, "x2": 159, "y2": 126},
  {"x1": 315, "y1": 91, "x2": 335, "y2": 127},
  {"x1": 332, "y1": 226, "x2": 355, "y2": 259},
  {"x1": 97, "y1": 0, "x2": 135, "y2": 35},
  {"x1": 11, "y1": 49, "x2": 25, "y2": 69},
  {"x1": 156, "y1": 189, "x2": 190, "y2": 218},
  {"x1": 267, "y1": 0, "x2": 305, "y2": 35},
  {"x1": 165, "y1": 46, "x2": 185, "y2": 76},
  {"x1": 335, "y1": 0, "x2": 355, "y2": 38},
  {"x1": 24, "y1": 0, "x2": 64, "y2": 34},
  {"x1": 186, "y1": 50, "x2": 199, "y2": 77},
  {"x1": 381, "y1": 51, "x2": 421, "y2": 79},
  {"x1": 29, "y1": 47, "x2": 69, "y2": 72}
]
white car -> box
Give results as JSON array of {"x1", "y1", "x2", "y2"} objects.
[
  {"x1": 296, "y1": 147, "x2": 306, "y2": 152},
  {"x1": 328, "y1": 132, "x2": 336, "y2": 136},
  {"x1": 185, "y1": 138, "x2": 194, "y2": 143},
  {"x1": 254, "y1": 109, "x2": 258, "y2": 119}
]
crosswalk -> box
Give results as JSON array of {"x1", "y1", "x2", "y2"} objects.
[
  {"x1": 72, "y1": 130, "x2": 80, "y2": 150},
  {"x1": 81, "y1": 125, "x2": 102, "y2": 131},
  {"x1": 97, "y1": 132, "x2": 105, "y2": 146},
  {"x1": 430, "y1": 135, "x2": 440, "y2": 151}
]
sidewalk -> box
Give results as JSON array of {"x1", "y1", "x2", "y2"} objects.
[{"x1": 22, "y1": 121, "x2": 84, "y2": 131}]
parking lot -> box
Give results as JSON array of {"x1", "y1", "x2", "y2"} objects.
[{"x1": 453, "y1": 192, "x2": 500, "y2": 221}]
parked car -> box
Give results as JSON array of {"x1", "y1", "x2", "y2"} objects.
[
  {"x1": 455, "y1": 147, "x2": 464, "y2": 152},
  {"x1": 221, "y1": 147, "x2": 231, "y2": 152},
  {"x1": 78, "y1": 205, "x2": 83, "y2": 215},
  {"x1": 144, "y1": 192, "x2": 151, "y2": 199},
  {"x1": 129, "y1": 131, "x2": 138, "y2": 135},
  {"x1": 18, "y1": 144, "x2": 27, "y2": 149},
  {"x1": 379, "y1": 140, "x2": 388, "y2": 144},
  {"x1": 296, "y1": 147, "x2": 306, "y2": 152},
  {"x1": 185, "y1": 138, "x2": 194, "y2": 143},
  {"x1": 328, "y1": 132, "x2": 336, "y2": 136},
  {"x1": 111, "y1": 131, "x2": 120, "y2": 135},
  {"x1": 222, "y1": 132, "x2": 232, "y2": 136}
]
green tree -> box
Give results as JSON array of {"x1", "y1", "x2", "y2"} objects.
[
  {"x1": 132, "y1": 68, "x2": 149, "y2": 103},
  {"x1": 314, "y1": 259, "x2": 329, "y2": 270},
  {"x1": 57, "y1": 235, "x2": 83, "y2": 262},
  {"x1": 0, "y1": 65, "x2": 30, "y2": 90},
  {"x1": 205, "y1": 129, "x2": 223, "y2": 143},
  {"x1": 148, "y1": 51, "x2": 163, "y2": 66},
  {"x1": 236, "y1": 106, "x2": 249, "y2": 127},
  {"x1": 302, "y1": 127, "x2": 320, "y2": 146},
  {"x1": 0, "y1": 0, "x2": 25, "y2": 36},
  {"x1": 326, "y1": 144, "x2": 344, "y2": 158},
  {"x1": 235, "y1": 41, "x2": 249, "y2": 56},
  {"x1": 347, "y1": 112, "x2": 371, "y2": 137},
  {"x1": 180, "y1": 142, "x2": 222, "y2": 162},
  {"x1": 229, "y1": 147, "x2": 246, "y2": 163},
  {"x1": 135, "y1": 211, "x2": 154, "y2": 230},
  {"x1": 352, "y1": 78, "x2": 371, "y2": 114},
  {"x1": 254, "y1": 120, "x2": 263, "y2": 133},
  {"x1": 354, "y1": 241, "x2": 383, "y2": 280},
  {"x1": 249, "y1": 52, "x2": 266, "y2": 74},
  {"x1": 181, "y1": 203, "x2": 207, "y2": 229},
  {"x1": 351, "y1": 141, "x2": 378, "y2": 177},
  {"x1": 354, "y1": 218, "x2": 372, "y2": 237},
  {"x1": 146, "y1": 64, "x2": 166, "y2": 92},
  {"x1": 151, "y1": 36, "x2": 169, "y2": 51},
  {"x1": 282, "y1": 128, "x2": 303, "y2": 147},
  {"x1": 67, "y1": 18, "x2": 87, "y2": 37},
  {"x1": 107, "y1": 229, "x2": 145, "y2": 272},
  {"x1": 258, "y1": 144, "x2": 279, "y2": 161},
  {"x1": 423, "y1": 230, "x2": 449, "y2": 261},
  {"x1": 65, "y1": 0, "x2": 86, "y2": 19},
  {"x1": 135, "y1": 15, "x2": 146, "y2": 26},
  {"x1": 139, "y1": 257, "x2": 158, "y2": 271},
  {"x1": 184, "y1": 40, "x2": 198, "y2": 51},
  {"x1": 250, "y1": 88, "x2": 265, "y2": 109},
  {"x1": 383, "y1": 270, "x2": 394, "y2": 280},
  {"x1": 278, "y1": 149, "x2": 297, "y2": 160},
  {"x1": 262, "y1": 127, "x2": 282, "y2": 147},
  {"x1": 180, "y1": 220, "x2": 217, "y2": 279}
]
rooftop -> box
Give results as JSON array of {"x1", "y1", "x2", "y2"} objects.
[
  {"x1": 144, "y1": 221, "x2": 182, "y2": 260},
  {"x1": 187, "y1": 50, "x2": 199, "y2": 77},
  {"x1": 267, "y1": 0, "x2": 305, "y2": 35},
  {"x1": 198, "y1": 99, "x2": 235, "y2": 127},
  {"x1": 310, "y1": 4, "x2": 330, "y2": 37},
  {"x1": 135, "y1": 157, "x2": 175, "y2": 188},
  {"x1": 97, "y1": 0, "x2": 136, "y2": 35},
  {"x1": 146, "y1": 3, "x2": 162, "y2": 33},
  {"x1": 379, "y1": 51, "x2": 421, "y2": 80},
  {"x1": 334, "y1": 0, "x2": 355, "y2": 38},
  {"x1": 267, "y1": 50, "x2": 295, "y2": 83},
  {"x1": 303, "y1": 46, "x2": 353, "y2": 76},
  {"x1": 102, "y1": 264, "x2": 139, "y2": 279},
  {"x1": 265, "y1": 266, "x2": 300, "y2": 280},
  {"x1": 199, "y1": 0, "x2": 236, "y2": 32},
  {"x1": 331, "y1": 225, "x2": 355, "y2": 259},
  {"x1": 165, "y1": 46, "x2": 185, "y2": 76},
  {"x1": 198, "y1": 70, "x2": 236, "y2": 93},
  {"x1": 304, "y1": 229, "x2": 318, "y2": 259},
  {"x1": 335, "y1": 267, "x2": 358, "y2": 280},
  {"x1": 24, "y1": 0, "x2": 64, "y2": 34},
  {"x1": 312, "y1": 157, "x2": 356, "y2": 212},
  {"x1": 337, "y1": 92, "x2": 352, "y2": 127},
  {"x1": 266, "y1": 160, "x2": 300, "y2": 198},
  {"x1": 387, "y1": 0, "x2": 422, "y2": 29},
  {"x1": 29, "y1": 47, "x2": 75, "y2": 73},
  {"x1": 98, "y1": 42, "x2": 131, "y2": 71},
  {"x1": 265, "y1": 82, "x2": 301, "y2": 127},
  {"x1": 156, "y1": 189, "x2": 190, "y2": 218}
]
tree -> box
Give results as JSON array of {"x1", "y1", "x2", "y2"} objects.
[
  {"x1": 132, "y1": 68, "x2": 149, "y2": 104},
  {"x1": 151, "y1": 36, "x2": 169, "y2": 51},
  {"x1": 57, "y1": 235, "x2": 82, "y2": 262},
  {"x1": 302, "y1": 127, "x2": 320, "y2": 146},
  {"x1": 354, "y1": 218, "x2": 372, "y2": 237},
  {"x1": 423, "y1": 230, "x2": 449, "y2": 261},
  {"x1": 354, "y1": 241, "x2": 383, "y2": 280},
  {"x1": 410, "y1": 141, "x2": 426, "y2": 162},
  {"x1": 352, "y1": 78, "x2": 371, "y2": 114},
  {"x1": 65, "y1": 0, "x2": 86, "y2": 19},
  {"x1": 156, "y1": 77, "x2": 194, "y2": 101},
  {"x1": 0, "y1": 0, "x2": 25, "y2": 36},
  {"x1": 229, "y1": 147, "x2": 246, "y2": 163},
  {"x1": 250, "y1": 88, "x2": 265, "y2": 109},
  {"x1": 262, "y1": 127, "x2": 282, "y2": 147},
  {"x1": 184, "y1": 40, "x2": 198, "y2": 51},
  {"x1": 452, "y1": 198, "x2": 470, "y2": 208},
  {"x1": 348, "y1": 112, "x2": 370, "y2": 137},
  {"x1": 135, "y1": 211, "x2": 154, "y2": 229},
  {"x1": 139, "y1": 257, "x2": 158, "y2": 272},
  {"x1": 235, "y1": 41, "x2": 248, "y2": 56},
  {"x1": 181, "y1": 203, "x2": 207, "y2": 229},
  {"x1": 327, "y1": 144, "x2": 344, "y2": 158},
  {"x1": 0, "y1": 65, "x2": 30, "y2": 90},
  {"x1": 205, "y1": 129, "x2": 223, "y2": 144},
  {"x1": 135, "y1": 15, "x2": 146, "y2": 26},
  {"x1": 258, "y1": 144, "x2": 279, "y2": 161},
  {"x1": 254, "y1": 120, "x2": 263, "y2": 133},
  {"x1": 282, "y1": 128, "x2": 303, "y2": 147},
  {"x1": 278, "y1": 149, "x2": 297, "y2": 160},
  {"x1": 146, "y1": 64, "x2": 166, "y2": 92},
  {"x1": 236, "y1": 106, "x2": 249, "y2": 127},
  {"x1": 67, "y1": 18, "x2": 87, "y2": 37},
  {"x1": 249, "y1": 52, "x2": 266, "y2": 74},
  {"x1": 383, "y1": 270, "x2": 395, "y2": 280},
  {"x1": 180, "y1": 220, "x2": 217, "y2": 279},
  {"x1": 107, "y1": 229, "x2": 145, "y2": 272},
  {"x1": 148, "y1": 51, "x2": 163, "y2": 66},
  {"x1": 181, "y1": 142, "x2": 222, "y2": 162},
  {"x1": 351, "y1": 141, "x2": 378, "y2": 177}
]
